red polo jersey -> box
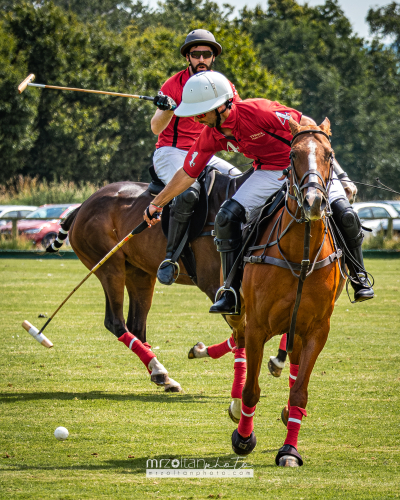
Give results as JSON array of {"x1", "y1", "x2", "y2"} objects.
[
  {"x1": 156, "y1": 68, "x2": 240, "y2": 151},
  {"x1": 182, "y1": 99, "x2": 302, "y2": 177}
]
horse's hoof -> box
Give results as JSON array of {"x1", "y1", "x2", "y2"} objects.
[
  {"x1": 231, "y1": 429, "x2": 256, "y2": 456},
  {"x1": 278, "y1": 455, "x2": 300, "y2": 467},
  {"x1": 151, "y1": 373, "x2": 169, "y2": 386},
  {"x1": 164, "y1": 377, "x2": 182, "y2": 392},
  {"x1": 228, "y1": 399, "x2": 241, "y2": 424},
  {"x1": 281, "y1": 405, "x2": 289, "y2": 427},
  {"x1": 268, "y1": 356, "x2": 284, "y2": 377},
  {"x1": 275, "y1": 444, "x2": 303, "y2": 467},
  {"x1": 188, "y1": 342, "x2": 208, "y2": 359}
]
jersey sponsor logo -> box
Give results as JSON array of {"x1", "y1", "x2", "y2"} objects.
[
  {"x1": 250, "y1": 132, "x2": 265, "y2": 140},
  {"x1": 276, "y1": 111, "x2": 291, "y2": 126},
  {"x1": 189, "y1": 151, "x2": 198, "y2": 167},
  {"x1": 227, "y1": 141, "x2": 240, "y2": 153}
]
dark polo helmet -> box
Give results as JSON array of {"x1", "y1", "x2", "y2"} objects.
[{"x1": 180, "y1": 29, "x2": 222, "y2": 57}]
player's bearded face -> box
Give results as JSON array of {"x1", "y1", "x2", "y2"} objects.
[{"x1": 186, "y1": 45, "x2": 215, "y2": 74}]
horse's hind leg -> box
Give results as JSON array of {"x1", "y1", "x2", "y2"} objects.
[
  {"x1": 268, "y1": 333, "x2": 288, "y2": 377},
  {"x1": 280, "y1": 334, "x2": 302, "y2": 426},
  {"x1": 124, "y1": 262, "x2": 182, "y2": 393},
  {"x1": 96, "y1": 257, "x2": 168, "y2": 388}
]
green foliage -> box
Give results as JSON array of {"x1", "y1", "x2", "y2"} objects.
[
  {"x1": 1, "y1": 0, "x2": 400, "y2": 196},
  {"x1": 0, "y1": 175, "x2": 101, "y2": 205},
  {"x1": 0, "y1": 21, "x2": 39, "y2": 184},
  {"x1": 367, "y1": 1, "x2": 400, "y2": 49},
  {"x1": 238, "y1": 0, "x2": 400, "y2": 199},
  {"x1": 362, "y1": 231, "x2": 400, "y2": 250}
]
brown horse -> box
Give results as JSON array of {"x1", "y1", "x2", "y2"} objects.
[
  {"x1": 57, "y1": 168, "x2": 251, "y2": 391},
  {"x1": 229, "y1": 117, "x2": 344, "y2": 466}
]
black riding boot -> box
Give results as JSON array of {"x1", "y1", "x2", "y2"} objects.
[
  {"x1": 209, "y1": 199, "x2": 246, "y2": 315},
  {"x1": 157, "y1": 183, "x2": 200, "y2": 285},
  {"x1": 331, "y1": 198, "x2": 374, "y2": 302}
]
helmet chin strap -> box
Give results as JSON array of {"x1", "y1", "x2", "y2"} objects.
[{"x1": 215, "y1": 99, "x2": 233, "y2": 127}]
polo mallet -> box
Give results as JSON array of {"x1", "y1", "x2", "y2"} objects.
[
  {"x1": 18, "y1": 74, "x2": 155, "y2": 103},
  {"x1": 22, "y1": 220, "x2": 150, "y2": 348}
]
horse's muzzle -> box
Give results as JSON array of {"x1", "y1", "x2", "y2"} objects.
[{"x1": 303, "y1": 188, "x2": 326, "y2": 221}]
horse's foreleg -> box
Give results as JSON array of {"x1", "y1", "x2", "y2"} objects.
[
  {"x1": 276, "y1": 327, "x2": 329, "y2": 467},
  {"x1": 125, "y1": 262, "x2": 182, "y2": 392}
]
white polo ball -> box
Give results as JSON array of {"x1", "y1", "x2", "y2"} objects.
[{"x1": 54, "y1": 426, "x2": 69, "y2": 441}]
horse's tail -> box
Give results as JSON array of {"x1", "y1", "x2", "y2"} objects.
[{"x1": 46, "y1": 206, "x2": 81, "y2": 253}]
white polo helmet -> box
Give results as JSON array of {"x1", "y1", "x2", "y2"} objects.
[{"x1": 174, "y1": 71, "x2": 233, "y2": 117}]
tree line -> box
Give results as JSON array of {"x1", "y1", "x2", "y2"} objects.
[{"x1": 1, "y1": 0, "x2": 400, "y2": 199}]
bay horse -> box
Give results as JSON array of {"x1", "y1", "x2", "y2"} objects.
[
  {"x1": 53, "y1": 168, "x2": 251, "y2": 391},
  {"x1": 229, "y1": 117, "x2": 344, "y2": 467}
]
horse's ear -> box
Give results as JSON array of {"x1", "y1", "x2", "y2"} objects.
[
  {"x1": 289, "y1": 117, "x2": 301, "y2": 136},
  {"x1": 319, "y1": 117, "x2": 331, "y2": 136}
]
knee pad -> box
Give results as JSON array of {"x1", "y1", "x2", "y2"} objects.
[
  {"x1": 331, "y1": 198, "x2": 363, "y2": 248},
  {"x1": 214, "y1": 199, "x2": 246, "y2": 252},
  {"x1": 171, "y1": 182, "x2": 200, "y2": 222}
]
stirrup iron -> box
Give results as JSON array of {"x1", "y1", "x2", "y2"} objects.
[
  {"x1": 159, "y1": 259, "x2": 180, "y2": 280},
  {"x1": 215, "y1": 285, "x2": 240, "y2": 315}
]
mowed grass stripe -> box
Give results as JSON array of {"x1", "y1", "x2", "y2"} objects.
[{"x1": 0, "y1": 258, "x2": 399, "y2": 499}]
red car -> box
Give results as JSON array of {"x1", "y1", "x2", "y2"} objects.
[{"x1": 0, "y1": 204, "x2": 80, "y2": 248}]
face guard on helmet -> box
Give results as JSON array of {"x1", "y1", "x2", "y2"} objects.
[{"x1": 174, "y1": 72, "x2": 233, "y2": 118}]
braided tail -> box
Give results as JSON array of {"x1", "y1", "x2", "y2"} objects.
[{"x1": 46, "y1": 206, "x2": 81, "y2": 253}]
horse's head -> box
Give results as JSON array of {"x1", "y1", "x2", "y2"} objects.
[{"x1": 289, "y1": 117, "x2": 333, "y2": 221}]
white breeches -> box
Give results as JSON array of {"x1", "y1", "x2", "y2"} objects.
[
  {"x1": 153, "y1": 146, "x2": 241, "y2": 185},
  {"x1": 232, "y1": 169, "x2": 347, "y2": 221}
]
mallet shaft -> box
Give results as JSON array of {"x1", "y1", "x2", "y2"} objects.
[
  {"x1": 38, "y1": 220, "x2": 148, "y2": 335},
  {"x1": 26, "y1": 82, "x2": 154, "y2": 101}
]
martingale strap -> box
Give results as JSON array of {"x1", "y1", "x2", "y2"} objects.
[{"x1": 243, "y1": 250, "x2": 342, "y2": 270}]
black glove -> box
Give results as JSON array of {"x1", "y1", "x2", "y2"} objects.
[{"x1": 153, "y1": 94, "x2": 177, "y2": 111}]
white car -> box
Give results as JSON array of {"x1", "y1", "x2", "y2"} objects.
[
  {"x1": 352, "y1": 202, "x2": 400, "y2": 236},
  {"x1": 0, "y1": 205, "x2": 38, "y2": 227}
]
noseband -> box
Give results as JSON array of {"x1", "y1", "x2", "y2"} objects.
[{"x1": 286, "y1": 129, "x2": 334, "y2": 217}]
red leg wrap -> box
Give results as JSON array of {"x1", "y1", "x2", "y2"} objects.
[
  {"x1": 287, "y1": 363, "x2": 299, "y2": 410},
  {"x1": 279, "y1": 333, "x2": 287, "y2": 351},
  {"x1": 208, "y1": 334, "x2": 236, "y2": 359},
  {"x1": 237, "y1": 403, "x2": 256, "y2": 438},
  {"x1": 118, "y1": 332, "x2": 156, "y2": 370},
  {"x1": 231, "y1": 348, "x2": 246, "y2": 399},
  {"x1": 284, "y1": 406, "x2": 307, "y2": 449}
]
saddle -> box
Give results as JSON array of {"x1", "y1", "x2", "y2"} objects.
[
  {"x1": 147, "y1": 165, "x2": 217, "y2": 283},
  {"x1": 147, "y1": 164, "x2": 216, "y2": 242}
]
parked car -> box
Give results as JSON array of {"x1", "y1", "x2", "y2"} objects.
[
  {"x1": 0, "y1": 205, "x2": 38, "y2": 227},
  {"x1": 352, "y1": 202, "x2": 400, "y2": 236},
  {"x1": 0, "y1": 204, "x2": 80, "y2": 248},
  {"x1": 380, "y1": 200, "x2": 400, "y2": 215}
]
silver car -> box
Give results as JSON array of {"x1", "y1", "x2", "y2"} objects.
[
  {"x1": 0, "y1": 205, "x2": 38, "y2": 227},
  {"x1": 352, "y1": 201, "x2": 400, "y2": 236}
]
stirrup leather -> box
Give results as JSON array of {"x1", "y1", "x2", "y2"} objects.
[
  {"x1": 158, "y1": 259, "x2": 180, "y2": 280},
  {"x1": 214, "y1": 285, "x2": 240, "y2": 315}
]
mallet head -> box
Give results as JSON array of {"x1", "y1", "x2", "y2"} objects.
[
  {"x1": 22, "y1": 320, "x2": 53, "y2": 348},
  {"x1": 18, "y1": 74, "x2": 35, "y2": 94}
]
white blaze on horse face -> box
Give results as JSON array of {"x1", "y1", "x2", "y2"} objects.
[{"x1": 304, "y1": 139, "x2": 321, "y2": 210}]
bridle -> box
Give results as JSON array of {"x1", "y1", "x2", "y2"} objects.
[{"x1": 286, "y1": 129, "x2": 334, "y2": 220}]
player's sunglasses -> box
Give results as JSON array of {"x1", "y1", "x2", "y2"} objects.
[
  {"x1": 189, "y1": 50, "x2": 214, "y2": 59},
  {"x1": 195, "y1": 113, "x2": 207, "y2": 119}
]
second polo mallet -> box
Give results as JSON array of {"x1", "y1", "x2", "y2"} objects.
[{"x1": 18, "y1": 74, "x2": 156, "y2": 103}]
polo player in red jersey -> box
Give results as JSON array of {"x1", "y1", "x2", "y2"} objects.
[
  {"x1": 150, "y1": 29, "x2": 241, "y2": 286},
  {"x1": 145, "y1": 71, "x2": 374, "y2": 311}
]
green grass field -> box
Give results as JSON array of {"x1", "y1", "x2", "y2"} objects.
[{"x1": 0, "y1": 258, "x2": 399, "y2": 499}]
